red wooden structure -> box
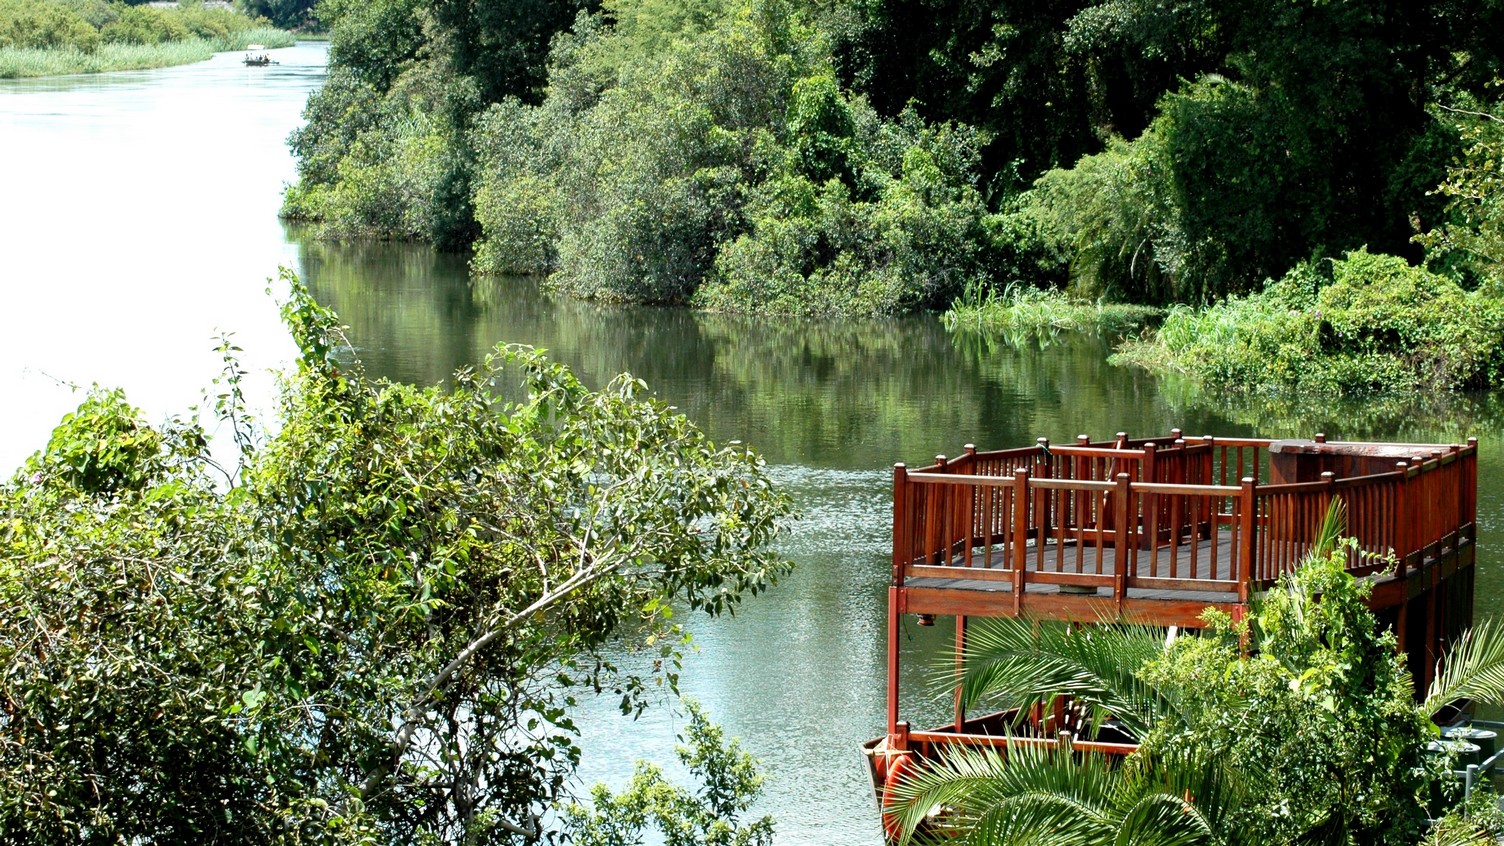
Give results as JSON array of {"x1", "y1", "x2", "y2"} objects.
[{"x1": 868, "y1": 430, "x2": 1479, "y2": 837}]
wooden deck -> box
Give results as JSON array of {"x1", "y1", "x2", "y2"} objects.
[
  {"x1": 871, "y1": 430, "x2": 1480, "y2": 841},
  {"x1": 883, "y1": 430, "x2": 1480, "y2": 741}
]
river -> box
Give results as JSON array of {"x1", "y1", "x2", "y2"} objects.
[{"x1": 4, "y1": 43, "x2": 1502, "y2": 845}]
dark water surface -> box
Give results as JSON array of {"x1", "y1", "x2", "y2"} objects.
[{"x1": 6, "y1": 43, "x2": 1502, "y2": 845}]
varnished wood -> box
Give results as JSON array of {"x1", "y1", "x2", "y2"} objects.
[{"x1": 882, "y1": 431, "x2": 1480, "y2": 766}]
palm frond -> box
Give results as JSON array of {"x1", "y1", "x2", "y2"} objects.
[
  {"x1": 887, "y1": 740, "x2": 1119, "y2": 846},
  {"x1": 1310, "y1": 497, "x2": 1348, "y2": 560},
  {"x1": 887, "y1": 740, "x2": 1248, "y2": 846},
  {"x1": 948, "y1": 616, "x2": 1174, "y2": 738},
  {"x1": 1424, "y1": 619, "x2": 1504, "y2": 716}
]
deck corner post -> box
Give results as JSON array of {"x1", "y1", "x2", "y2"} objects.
[
  {"x1": 1012, "y1": 467, "x2": 1030, "y2": 612},
  {"x1": 1238, "y1": 477, "x2": 1256, "y2": 602},
  {"x1": 1315, "y1": 432, "x2": 1327, "y2": 444},
  {"x1": 1394, "y1": 461, "x2": 1410, "y2": 576},
  {"x1": 954, "y1": 615, "x2": 968, "y2": 731},
  {"x1": 887, "y1": 587, "x2": 901, "y2": 735},
  {"x1": 892, "y1": 463, "x2": 909, "y2": 586}
]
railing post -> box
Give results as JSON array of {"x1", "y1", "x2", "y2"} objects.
[
  {"x1": 1315, "y1": 432, "x2": 1327, "y2": 444},
  {"x1": 934, "y1": 455, "x2": 948, "y2": 565},
  {"x1": 1013, "y1": 467, "x2": 1030, "y2": 614},
  {"x1": 1394, "y1": 461, "x2": 1409, "y2": 577},
  {"x1": 1114, "y1": 473, "x2": 1132, "y2": 595},
  {"x1": 888, "y1": 587, "x2": 901, "y2": 734},
  {"x1": 1238, "y1": 477, "x2": 1256, "y2": 602},
  {"x1": 1114, "y1": 431, "x2": 1128, "y2": 450},
  {"x1": 1201, "y1": 434, "x2": 1215, "y2": 488},
  {"x1": 893, "y1": 463, "x2": 908, "y2": 586},
  {"x1": 1321, "y1": 470, "x2": 1337, "y2": 567},
  {"x1": 1466, "y1": 438, "x2": 1479, "y2": 535},
  {"x1": 963, "y1": 445, "x2": 978, "y2": 565},
  {"x1": 1142, "y1": 443, "x2": 1158, "y2": 549},
  {"x1": 1450, "y1": 443, "x2": 1464, "y2": 546}
]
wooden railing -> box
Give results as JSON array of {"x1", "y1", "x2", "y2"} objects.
[{"x1": 893, "y1": 434, "x2": 1477, "y2": 607}]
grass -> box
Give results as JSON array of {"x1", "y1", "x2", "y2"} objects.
[
  {"x1": 943, "y1": 282, "x2": 1161, "y2": 346},
  {"x1": 0, "y1": 30, "x2": 295, "y2": 79}
]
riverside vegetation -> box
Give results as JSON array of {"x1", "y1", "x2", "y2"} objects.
[
  {"x1": 282, "y1": 0, "x2": 1504, "y2": 399},
  {"x1": 0, "y1": 0, "x2": 293, "y2": 77},
  {"x1": 0, "y1": 277, "x2": 791, "y2": 844}
]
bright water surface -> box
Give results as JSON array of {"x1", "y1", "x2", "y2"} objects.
[{"x1": 4, "y1": 43, "x2": 1503, "y2": 845}]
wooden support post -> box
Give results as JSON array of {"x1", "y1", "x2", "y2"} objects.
[
  {"x1": 1394, "y1": 461, "x2": 1409, "y2": 578},
  {"x1": 1467, "y1": 438, "x2": 1479, "y2": 532},
  {"x1": 954, "y1": 615, "x2": 968, "y2": 731},
  {"x1": 1238, "y1": 477, "x2": 1255, "y2": 603},
  {"x1": 887, "y1": 586, "x2": 901, "y2": 735},
  {"x1": 1315, "y1": 432, "x2": 1327, "y2": 444},
  {"x1": 934, "y1": 455, "x2": 947, "y2": 565},
  {"x1": 1114, "y1": 473, "x2": 1132, "y2": 600},
  {"x1": 892, "y1": 463, "x2": 908, "y2": 585},
  {"x1": 1142, "y1": 443, "x2": 1158, "y2": 550},
  {"x1": 1013, "y1": 467, "x2": 1030, "y2": 614}
]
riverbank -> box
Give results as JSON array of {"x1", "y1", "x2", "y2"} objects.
[{"x1": 0, "y1": 30, "x2": 292, "y2": 78}]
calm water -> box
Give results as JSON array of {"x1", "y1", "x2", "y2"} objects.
[{"x1": 6, "y1": 44, "x2": 1503, "y2": 845}]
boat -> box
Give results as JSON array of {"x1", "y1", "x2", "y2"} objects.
[
  {"x1": 243, "y1": 45, "x2": 277, "y2": 66},
  {"x1": 865, "y1": 430, "x2": 1481, "y2": 841}
]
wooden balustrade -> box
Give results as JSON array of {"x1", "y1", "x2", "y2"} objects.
[
  {"x1": 892, "y1": 433, "x2": 1478, "y2": 613},
  {"x1": 876, "y1": 432, "x2": 1480, "y2": 818}
]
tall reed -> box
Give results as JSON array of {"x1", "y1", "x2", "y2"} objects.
[{"x1": 0, "y1": 32, "x2": 293, "y2": 79}]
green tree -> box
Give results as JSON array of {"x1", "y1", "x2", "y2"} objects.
[
  {"x1": 0, "y1": 274, "x2": 793, "y2": 844},
  {"x1": 1420, "y1": 91, "x2": 1504, "y2": 293},
  {"x1": 563, "y1": 700, "x2": 774, "y2": 846}
]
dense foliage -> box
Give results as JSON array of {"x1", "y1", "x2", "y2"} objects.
[
  {"x1": 285, "y1": 0, "x2": 1504, "y2": 321},
  {"x1": 891, "y1": 524, "x2": 1504, "y2": 845},
  {"x1": 282, "y1": 0, "x2": 1504, "y2": 399},
  {"x1": 237, "y1": 0, "x2": 316, "y2": 31},
  {"x1": 563, "y1": 700, "x2": 774, "y2": 846},
  {"x1": 0, "y1": 0, "x2": 285, "y2": 52},
  {"x1": 0, "y1": 277, "x2": 791, "y2": 843},
  {"x1": 1115, "y1": 249, "x2": 1504, "y2": 397}
]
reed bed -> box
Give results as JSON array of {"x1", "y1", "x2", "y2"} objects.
[
  {"x1": 943, "y1": 283, "x2": 1161, "y2": 344},
  {"x1": 0, "y1": 31, "x2": 294, "y2": 79}
]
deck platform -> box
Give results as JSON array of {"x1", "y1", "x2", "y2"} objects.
[{"x1": 871, "y1": 430, "x2": 1480, "y2": 840}]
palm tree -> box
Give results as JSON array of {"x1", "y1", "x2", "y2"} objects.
[{"x1": 887, "y1": 501, "x2": 1504, "y2": 846}]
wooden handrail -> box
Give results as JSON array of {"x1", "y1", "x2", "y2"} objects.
[{"x1": 894, "y1": 437, "x2": 1476, "y2": 604}]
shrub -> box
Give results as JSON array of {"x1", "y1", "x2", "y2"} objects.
[{"x1": 1114, "y1": 248, "x2": 1504, "y2": 396}]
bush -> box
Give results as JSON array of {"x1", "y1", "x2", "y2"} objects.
[
  {"x1": 1114, "y1": 248, "x2": 1504, "y2": 396},
  {"x1": 0, "y1": 279, "x2": 792, "y2": 844},
  {"x1": 468, "y1": 2, "x2": 997, "y2": 317},
  {"x1": 0, "y1": 0, "x2": 100, "y2": 51}
]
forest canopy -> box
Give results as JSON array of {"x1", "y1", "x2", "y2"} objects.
[{"x1": 283, "y1": 0, "x2": 1504, "y2": 328}]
